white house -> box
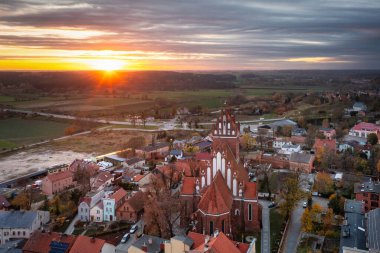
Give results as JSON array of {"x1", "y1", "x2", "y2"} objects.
[
  {"x1": 90, "y1": 202, "x2": 104, "y2": 222},
  {"x1": 279, "y1": 144, "x2": 301, "y2": 155},
  {"x1": 78, "y1": 190, "x2": 105, "y2": 222},
  {"x1": 348, "y1": 122, "x2": 380, "y2": 139},
  {"x1": 0, "y1": 210, "x2": 49, "y2": 245},
  {"x1": 273, "y1": 138, "x2": 292, "y2": 149}
]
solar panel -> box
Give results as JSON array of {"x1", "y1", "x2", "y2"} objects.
[{"x1": 49, "y1": 241, "x2": 70, "y2": 253}]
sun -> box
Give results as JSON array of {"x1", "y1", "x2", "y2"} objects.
[{"x1": 89, "y1": 59, "x2": 125, "y2": 71}]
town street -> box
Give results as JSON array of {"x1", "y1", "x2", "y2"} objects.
[{"x1": 259, "y1": 200, "x2": 271, "y2": 253}]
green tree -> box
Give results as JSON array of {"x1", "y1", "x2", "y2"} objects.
[
  {"x1": 278, "y1": 173, "x2": 305, "y2": 218},
  {"x1": 314, "y1": 172, "x2": 334, "y2": 197},
  {"x1": 328, "y1": 193, "x2": 345, "y2": 215},
  {"x1": 367, "y1": 133, "x2": 379, "y2": 145}
]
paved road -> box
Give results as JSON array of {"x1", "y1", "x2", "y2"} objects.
[
  {"x1": 115, "y1": 219, "x2": 144, "y2": 252},
  {"x1": 281, "y1": 196, "x2": 330, "y2": 253},
  {"x1": 259, "y1": 200, "x2": 271, "y2": 253},
  {"x1": 65, "y1": 213, "x2": 79, "y2": 234}
]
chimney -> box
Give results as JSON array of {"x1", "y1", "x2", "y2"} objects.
[
  {"x1": 141, "y1": 242, "x2": 148, "y2": 252},
  {"x1": 148, "y1": 237, "x2": 153, "y2": 245}
]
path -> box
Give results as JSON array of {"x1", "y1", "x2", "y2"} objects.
[
  {"x1": 65, "y1": 213, "x2": 79, "y2": 234},
  {"x1": 259, "y1": 200, "x2": 271, "y2": 253}
]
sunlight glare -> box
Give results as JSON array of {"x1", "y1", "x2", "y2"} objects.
[{"x1": 89, "y1": 59, "x2": 125, "y2": 71}]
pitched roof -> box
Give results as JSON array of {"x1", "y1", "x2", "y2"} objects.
[
  {"x1": 0, "y1": 211, "x2": 41, "y2": 228},
  {"x1": 181, "y1": 177, "x2": 196, "y2": 195},
  {"x1": 126, "y1": 157, "x2": 144, "y2": 165},
  {"x1": 130, "y1": 235, "x2": 165, "y2": 252},
  {"x1": 23, "y1": 231, "x2": 76, "y2": 253},
  {"x1": 68, "y1": 235, "x2": 105, "y2": 253},
  {"x1": 198, "y1": 171, "x2": 233, "y2": 215},
  {"x1": 137, "y1": 142, "x2": 170, "y2": 152},
  {"x1": 351, "y1": 122, "x2": 380, "y2": 132},
  {"x1": 367, "y1": 208, "x2": 380, "y2": 251},
  {"x1": 289, "y1": 153, "x2": 314, "y2": 164},
  {"x1": 189, "y1": 232, "x2": 248, "y2": 253},
  {"x1": 46, "y1": 170, "x2": 73, "y2": 183},
  {"x1": 313, "y1": 139, "x2": 336, "y2": 151},
  {"x1": 244, "y1": 182, "x2": 257, "y2": 200},
  {"x1": 69, "y1": 159, "x2": 99, "y2": 176},
  {"x1": 91, "y1": 171, "x2": 112, "y2": 189},
  {"x1": 118, "y1": 191, "x2": 145, "y2": 212},
  {"x1": 110, "y1": 188, "x2": 127, "y2": 203},
  {"x1": 195, "y1": 152, "x2": 212, "y2": 161}
]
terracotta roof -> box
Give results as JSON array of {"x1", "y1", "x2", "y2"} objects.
[
  {"x1": 69, "y1": 159, "x2": 99, "y2": 176},
  {"x1": 244, "y1": 182, "x2": 257, "y2": 200},
  {"x1": 133, "y1": 174, "x2": 145, "y2": 182},
  {"x1": 118, "y1": 191, "x2": 145, "y2": 212},
  {"x1": 198, "y1": 171, "x2": 233, "y2": 215},
  {"x1": 351, "y1": 122, "x2": 380, "y2": 132},
  {"x1": 46, "y1": 170, "x2": 73, "y2": 182},
  {"x1": 92, "y1": 171, "x2": 112, "y2": 189},
  {"x1": 190, "y1": 232, "x2": 248, "y2": 253},
  {"x1": 23, "y1": 231, "x2": 76, "y2": 253},
  {"x1": 69, "y1": 235, "x2": 105, "y2": 253},
  {"x1": 313, "y1": 139, "x2": 336, "y2": 151},
  {"x1": 289, "y1": 153, "x2": 314, "y2": 164},
  {"x1": 181, "y1": 177, "x2": 196, "y2": 195},
  {"x1": 110, "y1": 188, "x2": 127, "y2": 203},
  {"x1": 195, "y1": 152, "x2": 212, "y2": 161},
  {"x1": 187, "y1": 231, "x2": 205, "y2": 249}
]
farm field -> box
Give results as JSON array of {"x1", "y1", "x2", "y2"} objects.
[{"x1": 0, "y1": 118, "x2": 70, "y2": 149}]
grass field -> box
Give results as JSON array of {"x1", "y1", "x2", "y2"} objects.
[
  {"x1": 270, "y1": 208, "x2": 286, "y2": 251},
  {"x1": 0, "y1": 118, "x2": 70, "y2": 148}
]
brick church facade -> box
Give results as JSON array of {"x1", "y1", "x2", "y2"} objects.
[{"x1": 180, "y1": 109, "x2": 261, "y2": 239}]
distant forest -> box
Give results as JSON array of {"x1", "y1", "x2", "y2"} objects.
[{"x1": 0, "y1": 70, "x2": 379, "y2": 93}]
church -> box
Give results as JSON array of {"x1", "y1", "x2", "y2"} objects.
[{"x1": 180, "y1": 109, "x2": 261, "y2": 239}]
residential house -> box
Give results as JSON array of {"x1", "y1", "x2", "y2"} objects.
[
  {"x1": 127, "y1": 235, "x2": 165, "y2": 253},
  {"x1": 279, "y1": 143, "x2": 301, "y2": 155},
  {"x1": 135, "y1": 143, "x2": 170, "y2": 159},
  {"x1": 319, "y1": 127, "x2": 336, "y2": 140},
  {"x1": 354, "y1": 179, "x2": 380, "y2": 212},
  {"x1": 291, "y1": 127, "x2": 307, "y2": 136},
  {"x1": 116, "y1": 191, "x2": 144, "y2": 223},
  {"x1": 289, "y1": 153, "x2": 315, "y2": 174},
  {"x1": 90, "y1": 202, "x2": 103, "y2": 222},
  {"x1": 0, "y1": 238, "x2": 24, "y2": 252},
  {"x1": 349, "y1": 122, "x2": 380, "y2": 140},
  {"x1": 272, "y1": 138, "x2": 292, "y2": 149},
  {"x1": 125, "y1": 158, "x2": 145, "y2": 169},
  {"x1": 69, "y1": 235, "x2": 115, "y2": 253},
  {"x1": 0, "y1": 211, "x2": 49, "y2": 245},
  {"x1": 313, "y1": 139, "x2": 336, "y2": 159},
  {"x1": 103, "y1": 188, "x2": 127, "y2": 222},
  {"x1": 193, "y1": 140, "x2": 213, "y2": 152},
  {"x1": 0, "y1": 195, "x2": 10, "y2": 211},
  {"x1": 164, "y1": 236, "x2": 193, "y2": 253},
  {"x1": 168, "y1": 149, "x2": 184, "y2": 160},
  {"x1": 68, "y1": 159, "x2": 99, "y2": 177},
  {"x1": 187, "y1": 231, "x2": 254, "y2": 253},
  {"x1": 104, "y1": 155, "x2": 127, "y2": 167},
  {"x1": 132, "y1": 173, "x2": 154, "y2": 191},
  {"x1": 41, "y1": 170, "x2": 74, "y2": 196},
  {"x1": 91, "y1": 171, "x2": 113, "y2": 192},
  {"x1": 78, "y1": 190, "x2": 105, "y2": 222},
  {"x1": 340, "y1": 200, "x2": 367, "y2": 253},
  {"x1": 23, "y1": 231, "x2": 76, "y2": 253},
  {"x1": 353, "y1": 102, "x2": 367, "y2": 112}
]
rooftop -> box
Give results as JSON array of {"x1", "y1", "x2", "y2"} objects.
[
  {"x1": 0, "y1": 211, "x2": 45, "y2": 229},
  {"x1": 23, "y1": 231, "x2": 76, "y2": 253},
  {"x1": 130, "y1": 234, "x2": 165, "y2": 252},
  {"x1": 46, "y1": 170, "x2": 73, "y2": 182},
  {"x1": 68, "y1": 235, "x2": 105, "y2": 253},
  {"x1": 289, "y1": 152, "x2": 314, "y2": 164},
  {"x1": 354, "y1": 180, "x2": 380, "y2": 194},
  {"x1": 137, "y1": 142, "x2": 169, "y2": 152}
]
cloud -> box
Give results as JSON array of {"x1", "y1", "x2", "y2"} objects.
[{"x1": 0, "y1": 0, "x2": 379, "y2": 69}]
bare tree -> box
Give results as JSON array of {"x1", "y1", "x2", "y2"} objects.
[{"x1": 256, "y1": 164, "x2": 273, "y2": 199}]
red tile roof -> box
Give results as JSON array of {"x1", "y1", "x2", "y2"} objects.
[
  {"x1": 23, "y1": 231, "x2": 76, "y2": 253},
  {"x1": 181, "y1": 177, "x2": 196, "y2": 195},
  {"x1": 110, "y1": 188, "x2": 127, "y2": 203},
  {"x1": 189, "y1": 232, "x2": 249, "y2": 253},
  {"x1": 133, "y1": 174, "x2": 145, "y2": 182},
  {"x1": 46, "y1": 170, "x2": 73, "y2": 183},
  {"x1": 69, "y1": 235, "x2": 105, "y2": 253},
  {"x1": 198, "y1": 171, "x2": 233, "y2": 215},
  {"x1": 195, "y1": 152, "x2": 212, "y2": 161},
  {"x1": 92, "y1": 171, "x2": 112, "y2": 189},
  {"x1": 69, "y1": 159, "x2": 99, "y2": 176},
  {"x1": 313, "y1": 139, "x2": 336, "y2": 152},
  {"x1": 244, "y1": 182, "x2": 257, "y2": 200},
  {"x1": 351, "y1": 122, "x2": 380, "y2": 132}
]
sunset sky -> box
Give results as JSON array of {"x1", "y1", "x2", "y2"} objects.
[{"x1": 0, "y1": 0, "x2": 379, "y2": 71}]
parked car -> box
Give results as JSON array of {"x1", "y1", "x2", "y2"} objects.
[
  {"x1": 121, "y1": 233, "x2": 130, "y2": 243},
  {"x1": 302, "y1": 201, "x2": 308, "y2": 208},
  {"x1": 312, "y1": 192, "x2": 319, "y2": 196},
  {"x1": 268, "y1": 202, "x2": 277, "y2": 208},
  {"x1": 130, "y1": 224, "x2": 138, "y2": 234}
]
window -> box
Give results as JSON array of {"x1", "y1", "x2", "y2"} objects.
[
  {"x1": 12, "y1": 231, "x2": 15, "y2": 236},
  {"x1": 209, "y1": 221, "x2": 214, "y2": 235},
  {"x1": 97, "y1": 210, "x2": 100, "y2": 214},
  {"x1": 17, "y1": 231, "x2": 20, "y2": 236},
  {"x1": 235, "y1": 209, "x2": 240, "y2": 216},
  {"x1": 23, "y1": 231, "x2": 25, "y2": 236},
  {"x1": 221, "y1": 220, "x2": 225, "y2": 233},
  {"x1": 248, "y1": 204, "x2": 252, "y2": 221}
]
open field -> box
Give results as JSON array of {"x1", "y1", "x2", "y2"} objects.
[{"x1": 0, "y1": 118, "x2": 70, "y2": 149}]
